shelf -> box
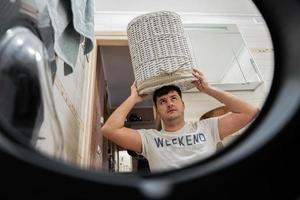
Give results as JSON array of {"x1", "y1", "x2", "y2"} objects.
[{"x1": 125, "y1": 120, "x2": 157, "y2": 129}]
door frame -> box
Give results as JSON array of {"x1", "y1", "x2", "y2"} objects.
[{"x1": 79, "y1": 32, "x2": 128, "y2": 168}]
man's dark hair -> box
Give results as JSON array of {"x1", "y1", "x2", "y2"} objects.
[{"x1": 153, "y1": 85, "x2": 182, "y2": 107}]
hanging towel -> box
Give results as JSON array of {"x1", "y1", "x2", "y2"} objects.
[
  {"x1": 36, "y1": 0, "x2": 57, "y2": 81},
  {"x1": 45, "y1": 0, "x2": 94, "y2": 70}
]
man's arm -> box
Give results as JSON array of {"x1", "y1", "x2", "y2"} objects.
[
  {"x1": 192, "y1": 68, "x2": 259, "y2": 140},
  {"x1": 101, "y1": 81, "x2": 143, "y2": 153}
]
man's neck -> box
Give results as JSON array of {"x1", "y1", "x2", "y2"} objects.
[{"x1": 163, "y1": 119, "x2": 185, "y2": 132}]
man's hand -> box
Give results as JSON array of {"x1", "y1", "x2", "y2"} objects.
[
  {"x1": 192, "y1": 68, "x2": 211, "y2": 93},
  {"x1": 130, "y1": 81, "x2": 144, "y2": 103}
]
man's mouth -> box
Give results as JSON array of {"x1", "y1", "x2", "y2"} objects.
[{"x1": 167, "y1": 109, "x2": 177, "y2": 113}]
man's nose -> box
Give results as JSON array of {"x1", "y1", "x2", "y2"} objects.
[{"x1": 167, "y1": 99, "x2": 174, "y2": 107}]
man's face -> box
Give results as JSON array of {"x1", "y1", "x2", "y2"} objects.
[{"x1": 155, "y1": 90, "x2": 185, "y2": 121}]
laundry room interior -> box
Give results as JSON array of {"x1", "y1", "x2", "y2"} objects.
[{"x1": 1, "y1": 0, "x2": 274, "y2": 174}]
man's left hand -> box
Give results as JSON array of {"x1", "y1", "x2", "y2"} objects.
[{"x1": 192, "y1": 68, "x2": 210, "y2": 92}]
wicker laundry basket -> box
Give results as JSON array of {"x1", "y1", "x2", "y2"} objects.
[{"x1": 127, "y1": 10, "x2": 197, "y2": 95}]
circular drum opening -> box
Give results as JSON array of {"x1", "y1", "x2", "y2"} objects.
[{"x1": 0, "y1": 0, "x2": 300, "y2": 199}]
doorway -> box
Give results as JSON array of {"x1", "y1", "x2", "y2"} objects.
[{"x1": 90, "y1": 32, "x2": 160, "y2": 173}]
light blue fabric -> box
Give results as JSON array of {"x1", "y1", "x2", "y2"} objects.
[
  {"x1": 45, "y1": 0, "x2": 94, "y2": 70},
  {"x1": 71, "y1": 0, "x2": 94, "y2": 55}
]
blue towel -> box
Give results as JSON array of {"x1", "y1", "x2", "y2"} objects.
[{"x1": 45, "y1": 0, "x2": 94, "y2": 70}]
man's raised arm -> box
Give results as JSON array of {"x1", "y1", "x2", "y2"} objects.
[
  {"x1": 101, "y1": 81, "x2": 144, "y2": 153},
  {"x1": 192, "y1": 68, "x2": 259, "y2": 140}
]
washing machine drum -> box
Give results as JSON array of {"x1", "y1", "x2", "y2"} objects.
[{"x1": 0, "y1": 11, "x2": 47, "y2": 145}]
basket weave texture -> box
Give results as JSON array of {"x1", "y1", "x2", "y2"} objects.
[{"x1": 127, "y1": 10, "x2": 196, "y2": 95}]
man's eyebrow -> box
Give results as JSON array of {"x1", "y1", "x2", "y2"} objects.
[{"x1": 158, "y1": 97, "x2": 166, "y2": 101}]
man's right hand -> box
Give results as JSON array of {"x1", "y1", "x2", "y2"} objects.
[{"x1": 130, "y1": 81, "x2": 144, "y2": 103}]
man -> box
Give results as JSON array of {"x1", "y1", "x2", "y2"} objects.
[{"x1": 101, "y1": 68, "x2": 258, "y2": 172}]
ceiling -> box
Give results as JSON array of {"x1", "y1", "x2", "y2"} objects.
[
  {"x1": 100, "y1": 46, "x2": 153, "y2": 109},
  {"x1": 94, "y1": 0, "x2": 259, "y2": 15}
]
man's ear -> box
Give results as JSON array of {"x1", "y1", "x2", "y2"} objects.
[
  {"x1": 153, "y1": 104, "x2": 160, "y2": 117},
  {"x1": 156, "y1": 107, "x2": 161, "y2": 117}
]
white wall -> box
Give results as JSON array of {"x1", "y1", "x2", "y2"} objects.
[{"x1": 94, "y1": 0, "x2": 262, "y2": 31}]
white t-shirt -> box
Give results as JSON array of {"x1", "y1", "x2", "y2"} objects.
[{"x1": 138, "y1": 117, "x2": 220, "y2": 172}]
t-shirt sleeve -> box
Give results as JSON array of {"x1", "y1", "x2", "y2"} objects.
[
  {"x1": 137, "y1": 129, "x2": 151, "y2": 158},
  {"x1": 199, "y1": 117, "x2": 221, "y2": 144}
]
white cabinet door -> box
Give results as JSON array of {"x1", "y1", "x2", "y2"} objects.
[{"x1": 184, "y1": 24, "x2": 264, "y2": 91}]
